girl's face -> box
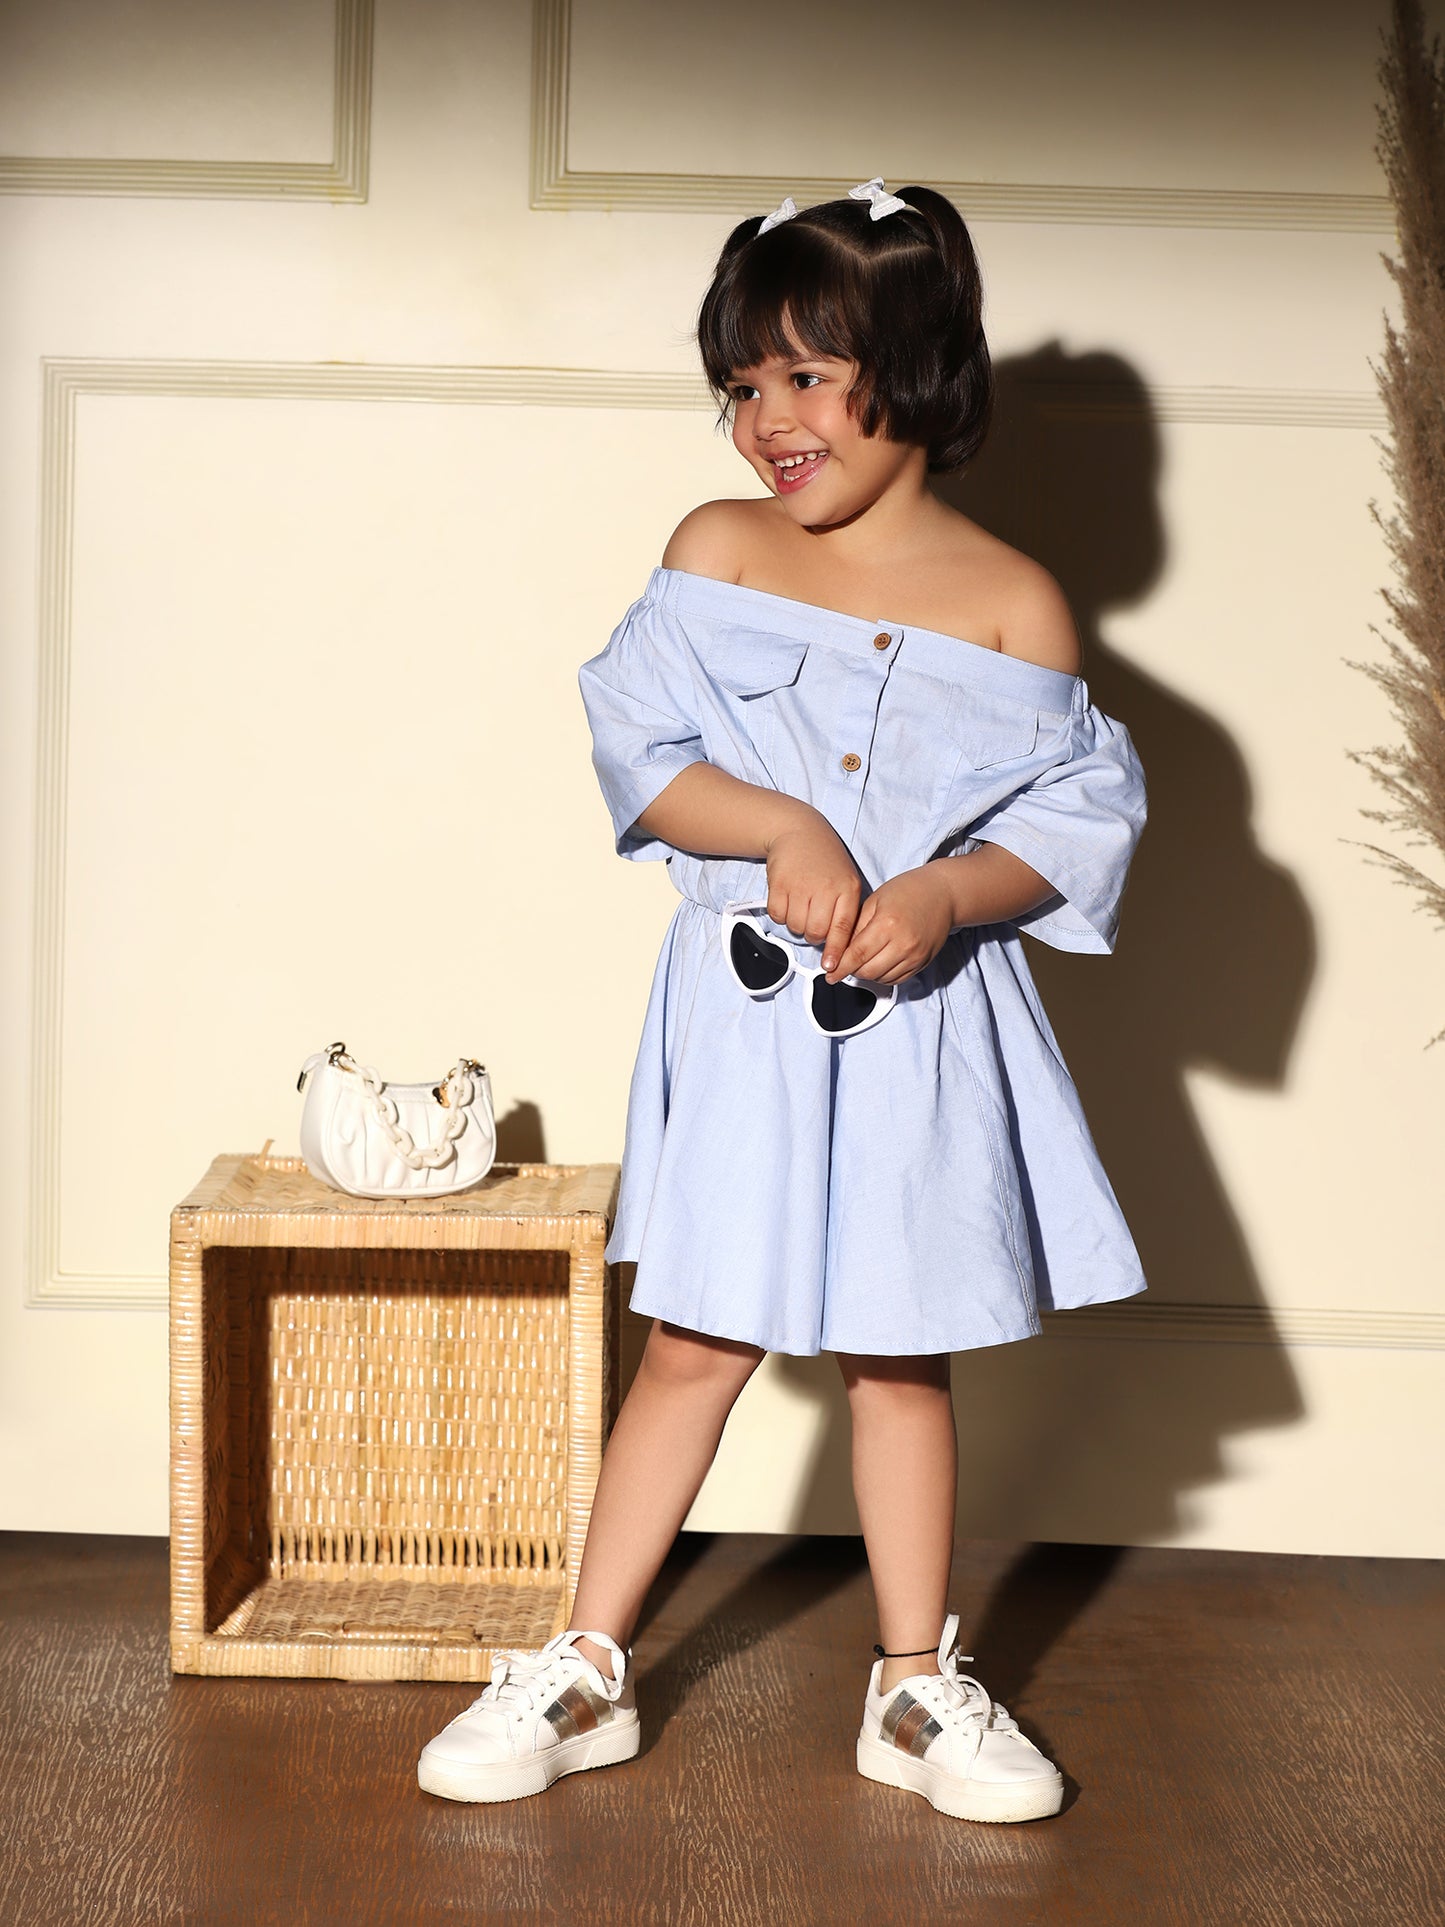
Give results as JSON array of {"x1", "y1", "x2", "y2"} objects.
[{"x1": 726, "y1": 350, "x2": 925, "y2": 528}]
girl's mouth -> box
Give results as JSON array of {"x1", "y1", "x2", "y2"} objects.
[{"x1": 771, "y1": 451, "x2": 829, "y2": 495}]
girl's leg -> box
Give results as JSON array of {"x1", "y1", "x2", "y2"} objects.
[
  {"x1": 836, "y1": 1351, "x2": 957, "y2": 1695},
  {"x1": 567, "y1": 1317, "x2": 765, "y2": 1677}
]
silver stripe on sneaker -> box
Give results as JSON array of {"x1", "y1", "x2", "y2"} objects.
[
  {"x1": 543, "y1": 1679, "x2": 615, "y2": 1742},
  {"x1": 879, "y1": 1687, "x2": 943, "y2": 1759}
]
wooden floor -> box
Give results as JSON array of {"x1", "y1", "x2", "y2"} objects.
[{"x1": 1, "y1": 1533, "x2": 1439, "y2": 1927}]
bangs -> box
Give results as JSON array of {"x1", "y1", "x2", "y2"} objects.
[{"x1": 697, "y1": 226, "x2": 869, "y2": 405}]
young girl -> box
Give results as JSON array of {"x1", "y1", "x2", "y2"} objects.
[{"x1": 418, "y1": 177, "x2": 1148, "y2": 1824}]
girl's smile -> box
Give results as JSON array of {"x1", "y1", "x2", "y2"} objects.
[
  {"x1": 727, "y1": 350, "x2": 923, "y2": 529},
  {"x1": 772, "y1": 449, "x2": 829, "y2": 494}
]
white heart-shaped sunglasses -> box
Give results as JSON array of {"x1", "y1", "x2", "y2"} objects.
[{"x1": 720, "y1": 899, "x2": 898, "y2": 1038}]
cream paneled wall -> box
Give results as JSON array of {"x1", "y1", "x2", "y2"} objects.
[
  {"x1": 0, "y1": 0, "x2": 334, "y2": 162},
  {"x1": 36, "y1": 370, "x2": 739, "y2": 1300},
  {"x1": 2, "y1": 0, "x2": 1440, "y2": 1555},
  {"x1": 566, "y1": 0, "x2": 1392, "y2": 202},
  {"x1": 0, "y1": 0, "x2": 368, "y2": 197}
]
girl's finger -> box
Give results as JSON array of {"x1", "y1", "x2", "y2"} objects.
[
  {"x1": 834, "y1": 927, "x2": 889, "y2": 982},
  {"x1": 821, "y1": 898, "x2": 860, "y2": 972},
  {"x1": 851, "y1": 942, "x2": 902, "y2": 984},
  {"x1": 806, "y1": 889, "x2": 836, "y2": 947},
  {"x1": 826, "y1": 895, "x2": 874, "y2": 975},
  {"x1": 846, "y1": 931, "x2": 927, "y2": 986},
  {"x1": 872, "y1": 951, "x2": 920, "y2": 987},
  {"x1": 841, "y1": 899, "x2": 896, "y2": 972}
]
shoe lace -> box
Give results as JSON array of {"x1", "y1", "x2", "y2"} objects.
[
  {"x1": 464, "y1": 1636, "x2": 617, "y2": 1718},
  {"x1": 920, "y1": 1650, "x2": 1020, "y2": 1739}
]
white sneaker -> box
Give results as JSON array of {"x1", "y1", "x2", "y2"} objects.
[
  {"x1": 417, "y1": 1627, "x2": 640, "y2": 1804},
  {"x1": 856, "y1": 1613, "x2": 1064, "y2": 1823}
]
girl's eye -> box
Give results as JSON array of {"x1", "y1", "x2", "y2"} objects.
[{"x1": 728, "y1": 372, "x2": 823, "y2": 402}]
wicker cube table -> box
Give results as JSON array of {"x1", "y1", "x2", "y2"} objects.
[{"x1": 169, "y1": 1152, "x2": 620, "y2": 1682}]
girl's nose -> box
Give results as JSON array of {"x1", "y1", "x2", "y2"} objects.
[{"x1": 755, "y1": 397, "x2": 796, "y2": 440}]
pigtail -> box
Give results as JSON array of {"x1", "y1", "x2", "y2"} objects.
[
  {"x1": 892, "y1": 186, "x2": 993, "y2": 473},
  {"x1": 718, "y1": 213, "x2": 770, "y2": 258}
]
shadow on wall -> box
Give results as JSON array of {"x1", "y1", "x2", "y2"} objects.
[{"x1": 605, "y1": 344, "x2": 1310, "y2": 1679}]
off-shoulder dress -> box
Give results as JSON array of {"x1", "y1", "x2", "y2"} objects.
[{"x1": 576, "y1": 565, "x2": 1148, "y2": 1356}]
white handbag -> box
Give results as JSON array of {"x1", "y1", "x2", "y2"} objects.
[{"x1": 296, "y1": 1040, "x2": 497, "y2": 1200}]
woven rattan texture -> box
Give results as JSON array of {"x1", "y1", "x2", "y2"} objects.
[
  {"x1": 207, "y1": 1245, "x2": 568, "y2": 1585},
  {"x1": 170, "y1": 1154, "x2": 618, "y2": 1680},
  {"x1": 216, "y1": 1575, "x2": 563, "y2": 1649},
  {"x1": 184, "y1": 1154, "x2": 615, "y2": 1236}
]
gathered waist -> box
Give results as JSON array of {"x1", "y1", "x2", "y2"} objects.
[
  {"x1": 668, "y1": 855, "x2": 813, "y2": 944},
  {"x1": 671, "y1": 865, "x2": 840, "y2": 952},
  {"x1": 675, "y1": 889, "x2": 817, "y2": 952}
]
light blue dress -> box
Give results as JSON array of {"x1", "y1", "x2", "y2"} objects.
[{"x1": 577, "y1": 565, "x2": 1149, "y2": 1356}]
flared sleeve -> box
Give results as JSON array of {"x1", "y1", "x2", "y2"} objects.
[
  {"x1": 957, "y1": 690, "x2": 1148, "y2": 955},
  {"x1": 577, "y1": 583, "x2": 710, "y2": 862}
]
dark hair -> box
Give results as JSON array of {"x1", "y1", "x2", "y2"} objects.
[{"x1": 695, "y1": 185, "x2": 992, "y2": 476}]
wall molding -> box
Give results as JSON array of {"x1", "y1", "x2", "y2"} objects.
[
  {"x1": 0, "y1": 0, "x2": 371, "y2": 201},
  {"x1": 26, "y1": 355, "x2": 1387, "y2": 1310},
  {"x1": 1041, "y1": 1302, "x2": 1444, "y2": 1350},
  {"x1": 530, "y1": 0, "x2": 1393, "y2": 234},
  {"x1": 29, "y1": 360, "x2": 1386, "y2": 422},
  {"x1": 1029, "y1": 384, "x2": 1386, "y2": 429}
]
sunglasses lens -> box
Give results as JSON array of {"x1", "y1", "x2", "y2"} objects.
[
  {"x1": 729, "y1": 921, "x2": 792, "y2": 992},
  {"x1": 810, "y1": 974, "x2": 881, "y2": 1035}
]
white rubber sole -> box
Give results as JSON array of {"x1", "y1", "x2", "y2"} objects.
[
  {"x1": 418, "y1": 1713, "x2": 641, "y2": 1804},
  {"x1": 856, "y1": 1731, "x2": 1064, "y2": 1823}
]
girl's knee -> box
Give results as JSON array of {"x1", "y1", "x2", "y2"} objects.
[
  {"x1": 835, "y1": 1351, "x2": 952, "y2": 1398},
  {"x1": 639, "y1": 1319, "x2": 765, "y2": 1395}
]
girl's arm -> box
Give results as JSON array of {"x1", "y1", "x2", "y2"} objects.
[
  {"x1": 929, "y1": 844, "x2": 1058, "y2": 931},
  {"x1": 637, "y1": 765, "x2": 865, "y2": 959},
  {"x1": 633, "y1": 761, "x2": 822, "y2": 860}
]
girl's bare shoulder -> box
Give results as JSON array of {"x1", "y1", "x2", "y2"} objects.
[
  {"x1": 660, "y1": 498, "x2": 780, "y2": 581},
  {"x1": 940, "y1": 520, "x2": 1083, "y2": 676}
]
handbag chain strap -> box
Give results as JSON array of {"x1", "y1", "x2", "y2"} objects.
[{"x1": 329, "y1": 1045, "x2": 482, "y2": 1171}]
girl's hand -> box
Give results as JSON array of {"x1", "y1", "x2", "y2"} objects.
[
  {"x1": 763, "y1": 813, "x2": 864, "y2": 963},
  {"x1": 827, "y1": 866, "x2": 953, "y2": 986}
]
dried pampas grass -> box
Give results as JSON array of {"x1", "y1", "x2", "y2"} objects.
[{"x1": 1344, "y1": 0, "x2": 1445, "y2": 1045}]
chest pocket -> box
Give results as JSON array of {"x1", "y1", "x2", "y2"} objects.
[
  {"x1": 696, "y1": 629, "x2": 811, "y2": 779},
  {"x1": 700, "y1": 630, "x2": 810, "y2": 697},
  {"x1": 944, "y1": 683, "x2": 1042, "y2": 769}
]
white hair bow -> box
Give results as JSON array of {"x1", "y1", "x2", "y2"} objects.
[
  {"x1": 848, "y1": 176, "x2": 908, "y2": 220},
  {"x1": 757, "y1": 194, "x2": 798, "y2": 234}
]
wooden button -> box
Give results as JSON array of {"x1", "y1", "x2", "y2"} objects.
[
  {"x1": 873, "y1": 632, "x2": 892, "y2": 650},
  {"x1": 840, "y1": 752, "x2": 861, "y2": 772}
]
